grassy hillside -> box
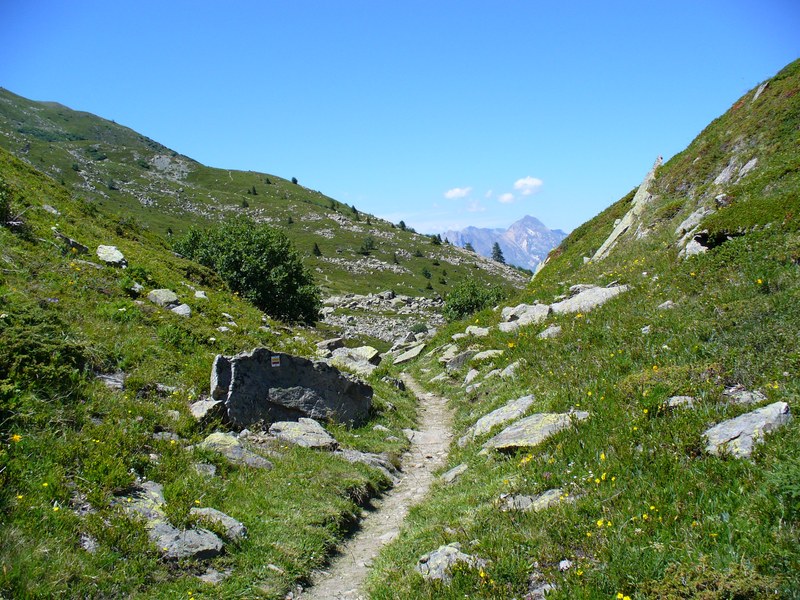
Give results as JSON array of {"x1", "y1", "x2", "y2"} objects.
[
  {"x1": 0, "y1": 147, "x2": 424, "y2": 598},
  {"x1": 369, "y1": 59, "x2": 800, "y2": 598},
  {"x1": 0, "y1": 87, "x2": 526, "y2": 299}
]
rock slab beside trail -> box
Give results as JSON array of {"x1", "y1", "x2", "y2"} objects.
[
  {"x1": 483, "y1": 411, "x2": 589, "y2": 452},
  {"x1": 211, "y1": 348, "x2": 372, "y2": 428},
  {"x1": 459, "y1": 394, "x2": 536, "y2": 447},
  {"x1": 415, "y1": 543, "x2": 487, "y2": 583}
]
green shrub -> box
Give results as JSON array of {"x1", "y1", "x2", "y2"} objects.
[
  {"x1": 173, "y1": 217, "x2": 321, "y2": 323},
  {"x1": 443, "y1": 278, "x2": 505, "y2": 321}
]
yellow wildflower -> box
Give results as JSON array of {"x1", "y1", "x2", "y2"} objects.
[{"x1": 10, "y1": 433, "x2": 22, "y2": 443}]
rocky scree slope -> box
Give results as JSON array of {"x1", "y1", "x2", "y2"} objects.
[{"x1": 366, "y1": 59, "x2": 800, "y2": 599}]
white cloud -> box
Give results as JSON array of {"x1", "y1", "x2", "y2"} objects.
[
  {"x1": 485, "y1": 189, "x2": 493, "y2": 198},
  {"x1": 498, "y1": 192, "x2": 515, "y2": 204},
  {"x1": 444, "y1": 186, "x2": 472, "y2": 199},
  {"x1": 513, "y1": 176, "x2": 544, "y2": 195},
  {"x1": 466, "y1": 200, "x2": 486, "y2": 213}
]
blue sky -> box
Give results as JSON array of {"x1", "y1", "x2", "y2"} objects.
[{"x1": 1, "y1": 1, "x2": 798, "y2": 233}]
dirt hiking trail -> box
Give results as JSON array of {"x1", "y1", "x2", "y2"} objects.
[{"x1": 298, "y1": 373, "x2": 452, "y2": 599}]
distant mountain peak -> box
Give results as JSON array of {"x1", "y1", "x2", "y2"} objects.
[{"x1": 443, "y1": 215, "x2": 567, "y2": 271}]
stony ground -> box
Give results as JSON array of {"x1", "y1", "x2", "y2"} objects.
[{"x1": 298, "y1": 374, "x2": 453, "y2": 599}]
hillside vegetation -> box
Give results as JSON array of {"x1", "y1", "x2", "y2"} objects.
[
  {"x1": 368, "y1": 59, "x2": 800, "y2": 598},
  {"x1": 0, "y1": 87, "x2": 526, "y2": 301}
]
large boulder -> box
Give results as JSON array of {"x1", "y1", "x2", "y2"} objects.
[
  {"x1": 211, "y1": 348, "x2": 372, "y2": 428},
  {"x1": 704, "y1": 401, "x2": 791, "y2": 458}
]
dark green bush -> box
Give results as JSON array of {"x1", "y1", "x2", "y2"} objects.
[
  {"x1": 443, "y1": 278, "x2": 505, "y2": 321},
  {"x1": 174, "y1": 217, "x2": 321, "y2": 323}
]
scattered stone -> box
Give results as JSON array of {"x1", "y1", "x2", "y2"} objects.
[
  {"x1": 464, "y1": 369, "x2": 480, "y2": 386},
  {"x1": 704, "y1": 401, "x2": 791, "y2": 458},
  {"x1": 211, "y1": 348, "x2": 372, "y2": 427},
  {"x1": 498, "y1": 321, "x2": 521, "y2": 333},
  {"x1": 269, "y1": 418, "x2": 338, "y2": 450},
  {"x1": 465, "y1": 325, "x2": 490, "y2": 337},
  {"x1": 373, "y1": 424, "x2": 390, "y2": 433},
  {"x1": 336, "y1": 448, "x2": 399, "y2": 482},
  {"x1": 441, "y1": 463, "x2": 468, "y2": 484},
  {"x1": 438, "y1": 344, "x2": 460, "y2": 363},
  {"x1": 657, "y1": 300, "x2": 675, "y2": 310},
  {"x1": 196, "y1": 432, "x2": 273, "y2": 469},
  {"x1": 558, "y1": 559, "x2": 573, "y2": 572},
  {"x1": 683, "y1": 237, "x2": 708, "y2": 257},
  {"x1": 483, "y1": 411, "x2": 589, "y2": 452},
  {"x1": 52, "y1": 228, "x2": 88, "y2": 254},
  {"x1": 197, "y1": 567, "x2": 232, "y2": 585},
  {"x1": 641, "y1": 325, "x2": 651, "y2": 334},
  {"x1": 147, "y1": 289, "x2": 179, "y2": 307},
  {"x1": 194, "y1": 290, "x2": 208, "y2": 300},
  {"x1": 96, "y1": 371, "x2": 126, "y2": 390},
  {"x1": 500, "y1": 361, "x2": 522, "y2": 379},
  {"x1": 316, "y1": 337, "x2": 345, "y2": 352},
  {"x1": 216, "y1": 326, "x2": 231, "y2": 333},
  {"x1": 415, "y1": 543, "x2": 487, "y2": 583},
  {"x1": 667, "y1": 395, "x2": 696, "y2": 409},
  {"x1": 331, "y1": 346, "x2": 381, "y2": 376},
  {"x1": 393, "y1": 343, "x2": 426, "y2": 365},
  {"x1": 723, "y1": 385, "x2": 767, "y2": 406},
  {"x1": 189, "y1": 399, "x2": 224, "y2": 423},
  {"x1": 445, "y1": 350, "x2": 477, "y2": 372},
  {"x1": 96, "y1": 245, "x2": 127, "y2": 267},
  {"x1": 429, "y1": 372, "x2": 449, "y2": 383},
  {"x1": 538, "y1": 325, "x2": 562, "y2": 339},
  {"x1": 79, "y1": 533, "x2": 98, "y2": 553},
  {"x1": 550, "y1": 285, "x2": 629, "y2": 315},
  {"x1": 459, "y1": 395, "x2": 536, "y2": 447},
  {"x1": 190, "y1": 507, "x2": 247, "y2": 541},
  {"x1": 152, "y1": 431, "x2": 181, "y2": 443},
  {"x1": 42, "y1": 204, "x2": 61, "y2": 216},
  {"x1": 171, "y1": 303, "x2": 192, "y2": 317},
  {"x1": 472, "y1": 349, "x2": 504, "y2": 362},
  {"x1": 118, "y1": 481, "x2": 223, "y2": 560},
  {"x1": 193, "y1": 463, "x2": 217, "y2": 478},
  {"x1": 502, "y1": 303, "x2": 551, "y2": 327},
  {"x1": 498, "y1": 488, "x2": 570, "y2": 513}
]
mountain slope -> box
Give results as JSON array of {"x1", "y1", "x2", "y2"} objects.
[
  {"x1": 443, "y1": 215, "x2": 567, "y2": 270},
  {"x1": 0, "y1": 87, "x2": 526, "y2": 300},
  {"x1": 369, "y1": 58, "x2": 800, "y2": 599}
]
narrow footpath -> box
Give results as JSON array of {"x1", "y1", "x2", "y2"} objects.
[{"x1": 299, "y1": 373, "x2": 453, "y2": 599}]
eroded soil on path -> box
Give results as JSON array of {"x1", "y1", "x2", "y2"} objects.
[{"x1": 298, "y1": 373, "x2": 452, "y2": 599}]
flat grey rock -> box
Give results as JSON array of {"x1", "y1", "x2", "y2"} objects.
[
  {"x1": 445, "y1": 350, "x2": 476, "y2": 372},
  {"x1": 440, "y1": 463, "x2": 468, "y2": 484},
  {"x1": 723, "y1": 385, "x2": 767, "y2": 406},
  {"x1": 459, "y1": 394, "x2": 536, "y2": 447},
  {"x1": 538, "y1": 325, "x2": 562, "y2": 339},
  {"x1": 498, "y1": 488, "x2": 570, "y2": 512},
  {"x1": 500, "y1": 361, "x2": 522, "y2": 379},
  {"x1": 704, "y1": 401, "x2": 791, "y2": 458},
  {"x1": 171, "y1": 303, "x2": 192, "y2": 317},
  {"x1": 472, "y1": 349, "x2": 504, "y2": 362},
  {"x1": 269, "y1": 418, "x2": 338, "y2": 450},
  {"x1": 667, "y1": 395, "x2": 696, "y2": 409},
  {"x1": 393, "y1": 343, "x2": 426, "y2": 365},
  {"x1": 483, "y1": 411, "x2": 589, "y2": 452},
  {"x1": 550, "y1": 285, "x2": 629, "y2": 314},
  {"x1": 465, "y1": 325, "x2": 490, "y2": 337}
]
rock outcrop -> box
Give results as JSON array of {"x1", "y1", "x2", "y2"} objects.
[
  {"x1": 211, "y1": 348, "x2": 372, "y2": 428},
  {"x1": 483, "y1": 411, "x2": 589, "y2": 452}
]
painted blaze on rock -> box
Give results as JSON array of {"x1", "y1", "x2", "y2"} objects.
[{"x1": 211, "y1": 348, "x2": 372, "y2": 428}]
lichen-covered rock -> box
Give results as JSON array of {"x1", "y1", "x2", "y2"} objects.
[
  {"x1": 416, "y1": 543, "x2": 487, "y2": 583},
  {"x1": 483, "y1": 411, "x2": 589, "y2": 452},
  {"x1": 723, "y1": 385, "x2": 767, "y2": 406},
  {"x1": 465, "y1": 325, "x2": 490, "y2": 337},
  {"x1": 196, "y1": 432, "x2": 273, "y2": 469},
  {"x1": 498, "y1": 488, "x2": 571, "y2": 512},
  {"x1": 445, "y1": 350, "x2": 476, "y2": 372},
  {"x1": 211, "y1": 348, "x2": 372, "y2": 427},
  {"x1": 704, "y1": 401, "x2": 791, "y2": 458},
  {"x1": 171, "y1": 303, "x2": 192, "y2": 317},
  {"x1": 96, "y1": 245, "x2": 127, "y2": 267},
  {"x1": 459, "y1": 395, "x2": 536, "y2": 447},
  {"x1": 393, "y1": 343, "x2": 426, "y2": 365},
  {"x1": 269, "y1": 418, "x2": 338, "y2": 450},
  {"x1": 441, "y1": 463, "x2": 468, "y2": 484},
  {"x1": 147, "y1": 288, "x2": 179, "y2": 307},
  {"x1": 538, "y1": 325, "x2": 562, "y2": 339}
]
